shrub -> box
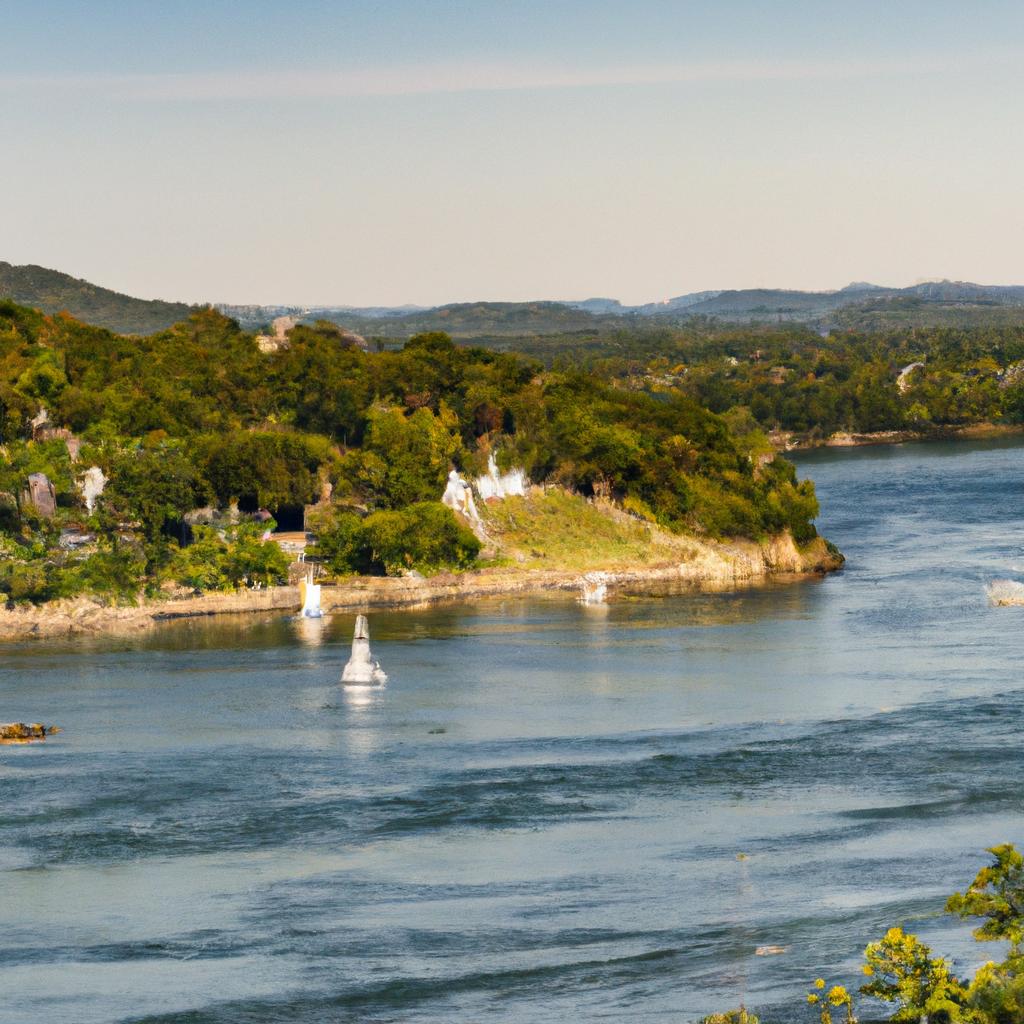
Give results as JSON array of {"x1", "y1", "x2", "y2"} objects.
[
  {"x1": 305, "y1": 506, "x2": 367, "y2": 576},
  {"x1": 360, "y1": 501, "x2": 480, "y2": 576},
  {"x1": 164, "y1": 523, "x2": 291, "y2": 592}
]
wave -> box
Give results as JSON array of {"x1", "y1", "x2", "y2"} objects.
[{"x1": 8, "y1": 689, "x2": 1024, "y2": 869}]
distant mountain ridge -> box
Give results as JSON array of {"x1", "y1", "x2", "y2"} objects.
[
  {"x1": 7, "y1": 261, "x2": 1024, "y2": 336},
  {"x1": 0, "y1": 262, "x2": 197, "y2": 334}
]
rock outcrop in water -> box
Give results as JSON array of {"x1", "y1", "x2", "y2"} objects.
[
  {"x1": 579, "y1": 572, "x2": 609, "y2": 604},
  {"x1": 341, "y1": 614, "x2": 387, "y2": 685},
  {"x1": 0, "y1": 722, "x2": 60, "y2": 742},
  {"x1": 987, "y1": 579, "x2": 1024, "y2": 605}
]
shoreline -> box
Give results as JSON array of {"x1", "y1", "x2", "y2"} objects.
[
  {"x1": 0, "y1": 533, "x2": 841, "y2": 641},
  {"x1": 773, "y1": 421, "x2": 1024, "y2": 452}
]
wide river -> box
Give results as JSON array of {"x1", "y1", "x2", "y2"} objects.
[{"x1": 3, "y1": 439, "x2": 1024, "y2": 1023}]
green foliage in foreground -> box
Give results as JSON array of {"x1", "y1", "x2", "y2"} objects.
[
  {"x1": 0, "y1": 303, "x2": 824, "y2": 603},
  {"x1": 706, "y1": 845, "x2": 1024, "y2": 1024}
]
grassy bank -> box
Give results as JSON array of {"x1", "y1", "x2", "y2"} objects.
[{"x1": 0, "y1": 493, "x2": 842, "y2": 641}]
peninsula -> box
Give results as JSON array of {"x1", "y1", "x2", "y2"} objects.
[{"x1": 0, "y1": 301, "x2": 838, "y2": 637}]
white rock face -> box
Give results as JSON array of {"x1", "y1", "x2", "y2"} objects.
[
  {"x1": 341, "y1": 614, "x2": 388, "y2": 685},
  {"x1": 579, "y1": 572, "x2": 609, "y2": 605},
  {"x1": 30, "y1": 407, "x2": 50, "y2": 434},
  {"x1": 442, "y1": 469, "x2": 481, "y2": 523},
  {"x1": 896, "y1": 362, "x2": 925, "y2": 393},
  {"x1": 80, "y1": 466, "x2": 107, "y2": 513},
  {"x1": 475, "y1": 453, "x2": 526, "y2": 501}
]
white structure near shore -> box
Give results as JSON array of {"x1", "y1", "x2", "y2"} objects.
[
  {"x1": 579, "y1": 572, "x2": 609, "y2": 605},
  {"x1": 341, "y1": 615, "x2": 387, "y2": 685},
  {"x1": 298, "y1": 569, "x2": 322, "y2": 618}
]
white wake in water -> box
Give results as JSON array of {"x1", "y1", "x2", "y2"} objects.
[{"x1": 986, "y1": 579, "x2": 1024, "y2": 605}]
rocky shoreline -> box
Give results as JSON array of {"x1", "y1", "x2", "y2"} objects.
[
  {"x1": 773, "y1": 421, "x2": 1024, "y2": 452},
  {"x1": 0, "y1": 533, "x2": 841, "y2": 641}
]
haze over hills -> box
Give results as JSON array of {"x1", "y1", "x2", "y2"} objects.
[{"x1": 8, "y1": 260, "x2": 1024, "y2": 337}]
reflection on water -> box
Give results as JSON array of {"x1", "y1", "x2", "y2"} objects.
[
  {"x1": 4, "y1": 439, "x2": 1024, "y2": 1024},
  {"x1": 292, "y1": 614, "x2": 328, "y2": 647}
]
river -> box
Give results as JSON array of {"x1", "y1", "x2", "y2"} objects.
[{"x1": 3, "y1": 439, "x2": 1024, "y2": 1023}]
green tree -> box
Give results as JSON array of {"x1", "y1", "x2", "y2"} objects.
[
  {"x1": 360, "y1": 501, "x2": 480, "y2": 575},
  {"x1": 947, "y1": 844, "x2": 1024, "y2": 950},
  {"x1": 350, "y1": 405, "x2": 463, "y2": 509},
  {"x1": 99, "y1": 444, "x2": 206, "y2": 551},
  {"x1": 861, "y1": 927, "x2": 975, "y2": 1023}
]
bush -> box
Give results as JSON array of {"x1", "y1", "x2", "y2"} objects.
[
  {"x1": 163, "y1": 523, "x2": 291, "y2": 592},
  {"x1": 360, "y1": 501, "x2": 481, "y2": 575},
  {"x1": 308, "y1": 501, "x2": 480, "y2": 577},
  {"x1": 305, "y1": 506, "x2": 367, "y2": 576}
]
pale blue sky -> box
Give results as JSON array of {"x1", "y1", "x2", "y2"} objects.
[{"x1": 3, "y1": 2, "x2": 1023, "y2": 306}]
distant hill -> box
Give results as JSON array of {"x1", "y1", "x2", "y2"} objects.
[
  {"x1": 334, "y1": 301, "x2": 644, "y2": 339},
  {"x1": 11, "y1": 261, "x2": 1024, "y2": 338},
  {"x1": 0, "y1": 262, "x2": 196, "y2": 334},
  {"x1": 219, "y1": 279, "x2": 1024, "y2": 339}
]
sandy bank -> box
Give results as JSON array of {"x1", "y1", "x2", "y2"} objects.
[
  {"x1": 774, "y1": 422, "x2": 1024, "y2": 452},
  {"x1": 0, "y1": 533, "x2": 841, "y2": 641}
]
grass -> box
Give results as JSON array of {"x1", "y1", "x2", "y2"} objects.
[{"x1": 479, "y1": 489, "x2": 696, "y2": 571}]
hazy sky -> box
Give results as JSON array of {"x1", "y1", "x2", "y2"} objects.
[{"x1": 4, "y1": 1, "x2": 1024, "y2": 306}]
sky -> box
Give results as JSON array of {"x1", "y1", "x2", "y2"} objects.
[{"x1": 3, "y1": 1, "x2": 1024, "y2": 307}]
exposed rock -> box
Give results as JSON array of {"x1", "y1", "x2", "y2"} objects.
[
  {"x1": 21, "y1": 472, "x2": 56, "y2": 518},
  {"x1": 59, "y1": 528, "x2": 96, "y2": 550},
  {"x1": 341, "y1": 614, "x2": 387, "y2": 685},
  {"x1": 337, "y1": 328, "x2": 368, "y2": 350},
  {"x1": 896, "y1": 361, "x2": 925, "y2": 393},
  {"x1": 475, "y1": 453, "x2": 526, "y2": 501},
  {"x1": 30, "y1": 406, "x2": 50, "y2": 436},
  {"x1": 80, "y1": 466, "x2": 106, "y2": 512},
  {"x1": 255, "y1": 315, "x2": 299, "y2": 353},
  {"x1": 579, "y1": 572, "x2": 609, "y2": 604},
  {"x1": 442, "y1": 468, "x2": 481, "y2": 523},
  {"x1": 0, "y1": 722, "x2": 60, "y2": 742}
]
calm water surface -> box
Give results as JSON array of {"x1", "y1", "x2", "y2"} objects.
[{"x1": 3, "y1": 439, "x2": 1024, "y2": 1023}]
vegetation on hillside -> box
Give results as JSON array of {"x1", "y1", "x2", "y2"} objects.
[
  {"x1": 0, "y1": 262, "x2": 196, "y2": 335},
  {"x1": 0, "y1": 303, "x2": 823, "y2": 604},
  {"x1": 531, "y1": 324, "x2": 1024, "y2": 439}
]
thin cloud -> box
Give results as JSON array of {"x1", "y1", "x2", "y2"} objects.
[{"x1": 0, "y1": 52, "x2": 1012, "y2": 101}]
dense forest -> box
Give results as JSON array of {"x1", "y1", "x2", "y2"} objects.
[
  {"x1": 655, "y1": 326, "x2": 1024, "y2": 438},
  {"x1": 0, "y1": 262, "x2": 196, "y2": 335},
  {"x1": 0, "y1": 302, "x2": 821, "y2": 604},
  {"x1": 519, "y1": 324, "x2": 1024, "y2": 439}
]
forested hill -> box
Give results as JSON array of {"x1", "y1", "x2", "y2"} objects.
[
  {"x1": 0, "y1": 302, "x2": 824, "y2": 604},
  {"x1": 11, "y1": 260, "x2": 1024, "y2": 339},
  {"x1": 0, "y1": 263, "x2": 196, "y2": 335}
]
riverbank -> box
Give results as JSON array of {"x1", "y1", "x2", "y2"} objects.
[
  {"x1": 0, "y1": 531, "x2": 841, "y2": 641},
  {"x1": 772, "y1": 421, "x2": 1024, "y2": 451}
]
